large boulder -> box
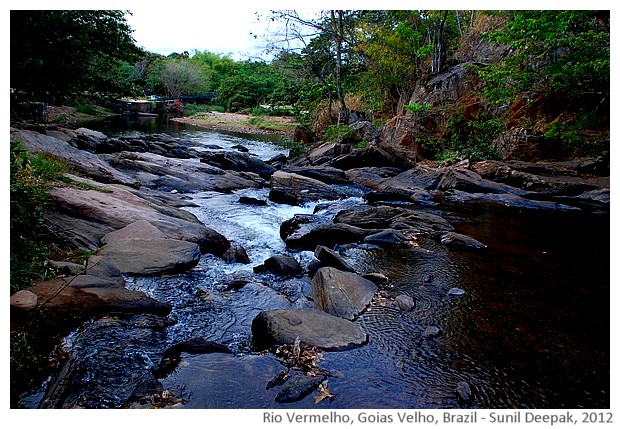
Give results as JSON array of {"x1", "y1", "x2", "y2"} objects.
[
  {"x1": 97, "y1": 220, "x2": 202, "y2": 275},
  {"x1": 289, "y1": 142, "x2": 352, "y2": 167},
  {"x1": 252, "y1": 308, "x2": 368, "y2": 351},
  {"x1": 437, "y1": 167, "x2": 527, "y2": 195},
  {"x1": 330, "y1": 143, "x2": 413, "y2": 171},
  {"x1": 254, "y1": 254, "x2": 303, "y2": 277},
  {"x1": 281, "y1": 216, "x2": 372, "y2": 250},
  {"x1": 313, "y1": 245, "x2": 355, "y2": 273},
  {"x1": 269, "y1": 170, "x2": 347, "y2": 205},
  {"x1": 25, "y1": 278, "x2": 172, "y2": 320},
  {"x1": 97, "y1": 238, "x2": 201, "y2": 275},
  {"x1": 311, "y1": 267, "x2": 377, "y2": 320},
  {"x1": 492, "y1": 127, "x2": 570, "y2": 161},
  {"x1": 344, "y1": 166, "x2": 403, "y2": 189},
  {"x1": 333, "y1": 205, "x2": 454, "y2": 235},
  {"x1": 441, "y1": 190, "x2": 581, "y2": 211}
]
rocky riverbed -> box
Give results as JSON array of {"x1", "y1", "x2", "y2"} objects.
[{"x1": 9, "y1": 122, "x2": 610, "y2": 408}]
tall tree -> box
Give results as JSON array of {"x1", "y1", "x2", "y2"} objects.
[
  {"x1": 10, "y1": 10, "x2": 141, "y2": 103},
  {"x1": 263, "y1": 10, "x2": 359, "y2": 124},
  {"x1": 160, "y1": 59, "x2": 209, "y2": 96}
]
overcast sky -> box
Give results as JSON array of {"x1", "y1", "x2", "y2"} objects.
[
  {"x1": 124, "y1": 7, "x2": 277, "y2": 60},
  {"x1": 11, "y1": 1, "x2": 614, "y2": 60}
]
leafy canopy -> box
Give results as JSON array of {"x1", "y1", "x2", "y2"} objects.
[{"x1": 11, "y1": 10, "x2": 142, "y2": 103}]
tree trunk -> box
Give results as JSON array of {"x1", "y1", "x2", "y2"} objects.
[{"x1": 331, "y1": 11, "x2": 349, "y2": 124}]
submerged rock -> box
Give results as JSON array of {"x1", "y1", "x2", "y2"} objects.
[
  {"x1": 395, "y1": 294, "x2": 415, "y2": 311},
  {"x1": 423, "y1": 326, "x2": 441, "y2": 337},
  {"x1": 275, "y1": 374, "x2": 327, "y2": 403},
  {"x1": 456, "y1": 381, "x2": 473, "y2": 403},
  {"x1": 364, "y1": 229, "x2": 411, "y2": 246},
  {"x1": 440, "y1": 232, "x2": 487, "y2": 250}
]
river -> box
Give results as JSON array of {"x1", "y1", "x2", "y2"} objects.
[{"x1": 20, "y1": 115, "x2": 610, "y2": 409}]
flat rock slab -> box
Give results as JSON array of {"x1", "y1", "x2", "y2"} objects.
[
  {"x1": 252, "y1": 308, "x2": 368, "y2": 351},
  {"x1": 97, "y1": 238, "x2": 201, "y2": 275},
  {"x1": 312, "y1": 267, "x2": 377, "y2": 320},
  {"x1": 27, "y1": 278, "x2": 172, "y2": 317}
]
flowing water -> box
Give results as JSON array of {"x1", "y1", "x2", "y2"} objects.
[{"x1": 21, "y1": 117, "x2": 609, "y2": 409}]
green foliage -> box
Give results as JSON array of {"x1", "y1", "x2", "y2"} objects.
[
  {"x1": 272, "y1": 137, "x2": 307, "y2": 157},
  {"x1": 404, "y1": 102, "x2": 431, "y2": 112},
  {"x1": 10, "y1": 142, "x2": 68, "y2": 292},
  {"x1": 11, "y1": 10, "x2": 142, "y2": 103},
  {"x1": 478, "y1": 10, "x2": 609, "y2": 113},
  {"x1": 324, "y1": 124, "x2": 355, "y2": 142},
  {"x1": 74, "y1": 103, "x2": 99, "y2": 115},
  {"x1": 184, "y1": 103, "x2": 226, "y2": 115}
]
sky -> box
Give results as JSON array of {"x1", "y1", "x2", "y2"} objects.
[
  {"x1": 8, "y1": 1, "x2": 616, "y2": 60},
  {"x1": 124, "y1": 7, "x2": 278, "y2": 61}
]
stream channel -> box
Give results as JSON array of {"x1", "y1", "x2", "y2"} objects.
[{"x1": 22, "y1": 116, "x2": 610, "y2": 409}]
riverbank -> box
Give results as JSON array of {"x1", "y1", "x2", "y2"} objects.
[{"x1": 171, "y1": 111, "x2": 299, "y2": 136}]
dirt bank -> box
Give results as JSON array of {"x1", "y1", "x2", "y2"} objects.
[{"x1": 171, "y1": 111, "x2": 298, "y2": 136}]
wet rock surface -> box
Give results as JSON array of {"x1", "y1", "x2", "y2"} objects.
[{"x1": 252, "y1": 308, "x2": 368, "y2": 351}]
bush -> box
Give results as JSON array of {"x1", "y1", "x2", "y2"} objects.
[
  {"x1": 10, "y1": 141, "x2": 68, "y2": 292},
  {"x1": 324, "y1": 124, "x2": 355, "y2": 142}
]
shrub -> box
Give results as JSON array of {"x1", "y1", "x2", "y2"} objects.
[
  {"x1": 324, "y1": 124, "x2": 355, "y2": 142},
  {"x1": 10, "y1": 141, "x2": 68, "y2": 292}
]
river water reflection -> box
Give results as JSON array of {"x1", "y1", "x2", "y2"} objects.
[{"x1": 27, "y1": 116, "x2": 609, "y2": 409}]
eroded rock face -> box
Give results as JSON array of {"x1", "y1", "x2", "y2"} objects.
[
  {"x1": 311, "y1": 267, "x2": 377, "y2": 320},
  {"x1": 252, "y1": 308, "x2": 368, "y2": 351}
]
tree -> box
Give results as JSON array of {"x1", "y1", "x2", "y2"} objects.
[
  {"x1": 264, "y1": 10, "x2": 360, "y2": 124},
  {"x1": 478, "y1": 10, "x2": 610, "y2": 113},
  {"x1": 160, "y1": 59, "x2": 209, "y2": 96},
  {"x1": 10, "y1": 10, "x2": 142, "y2": 103}
]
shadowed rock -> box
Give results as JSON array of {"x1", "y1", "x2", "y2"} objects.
[
  {"x1": 313, "y1": 245, "x2": 355, "y2": 272},
  {"x1": 269, "y1": 170, "x2": 347, "y2": 205},
  {"x1": 440, "y1": 232, "x2": 487, "y2": 250},
  {"x1": 275, "y1": 374, "x2": 327, "y2": 403},
  {"x1": 312, "y1": 267, "x2": 377, "y2": 320}
]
